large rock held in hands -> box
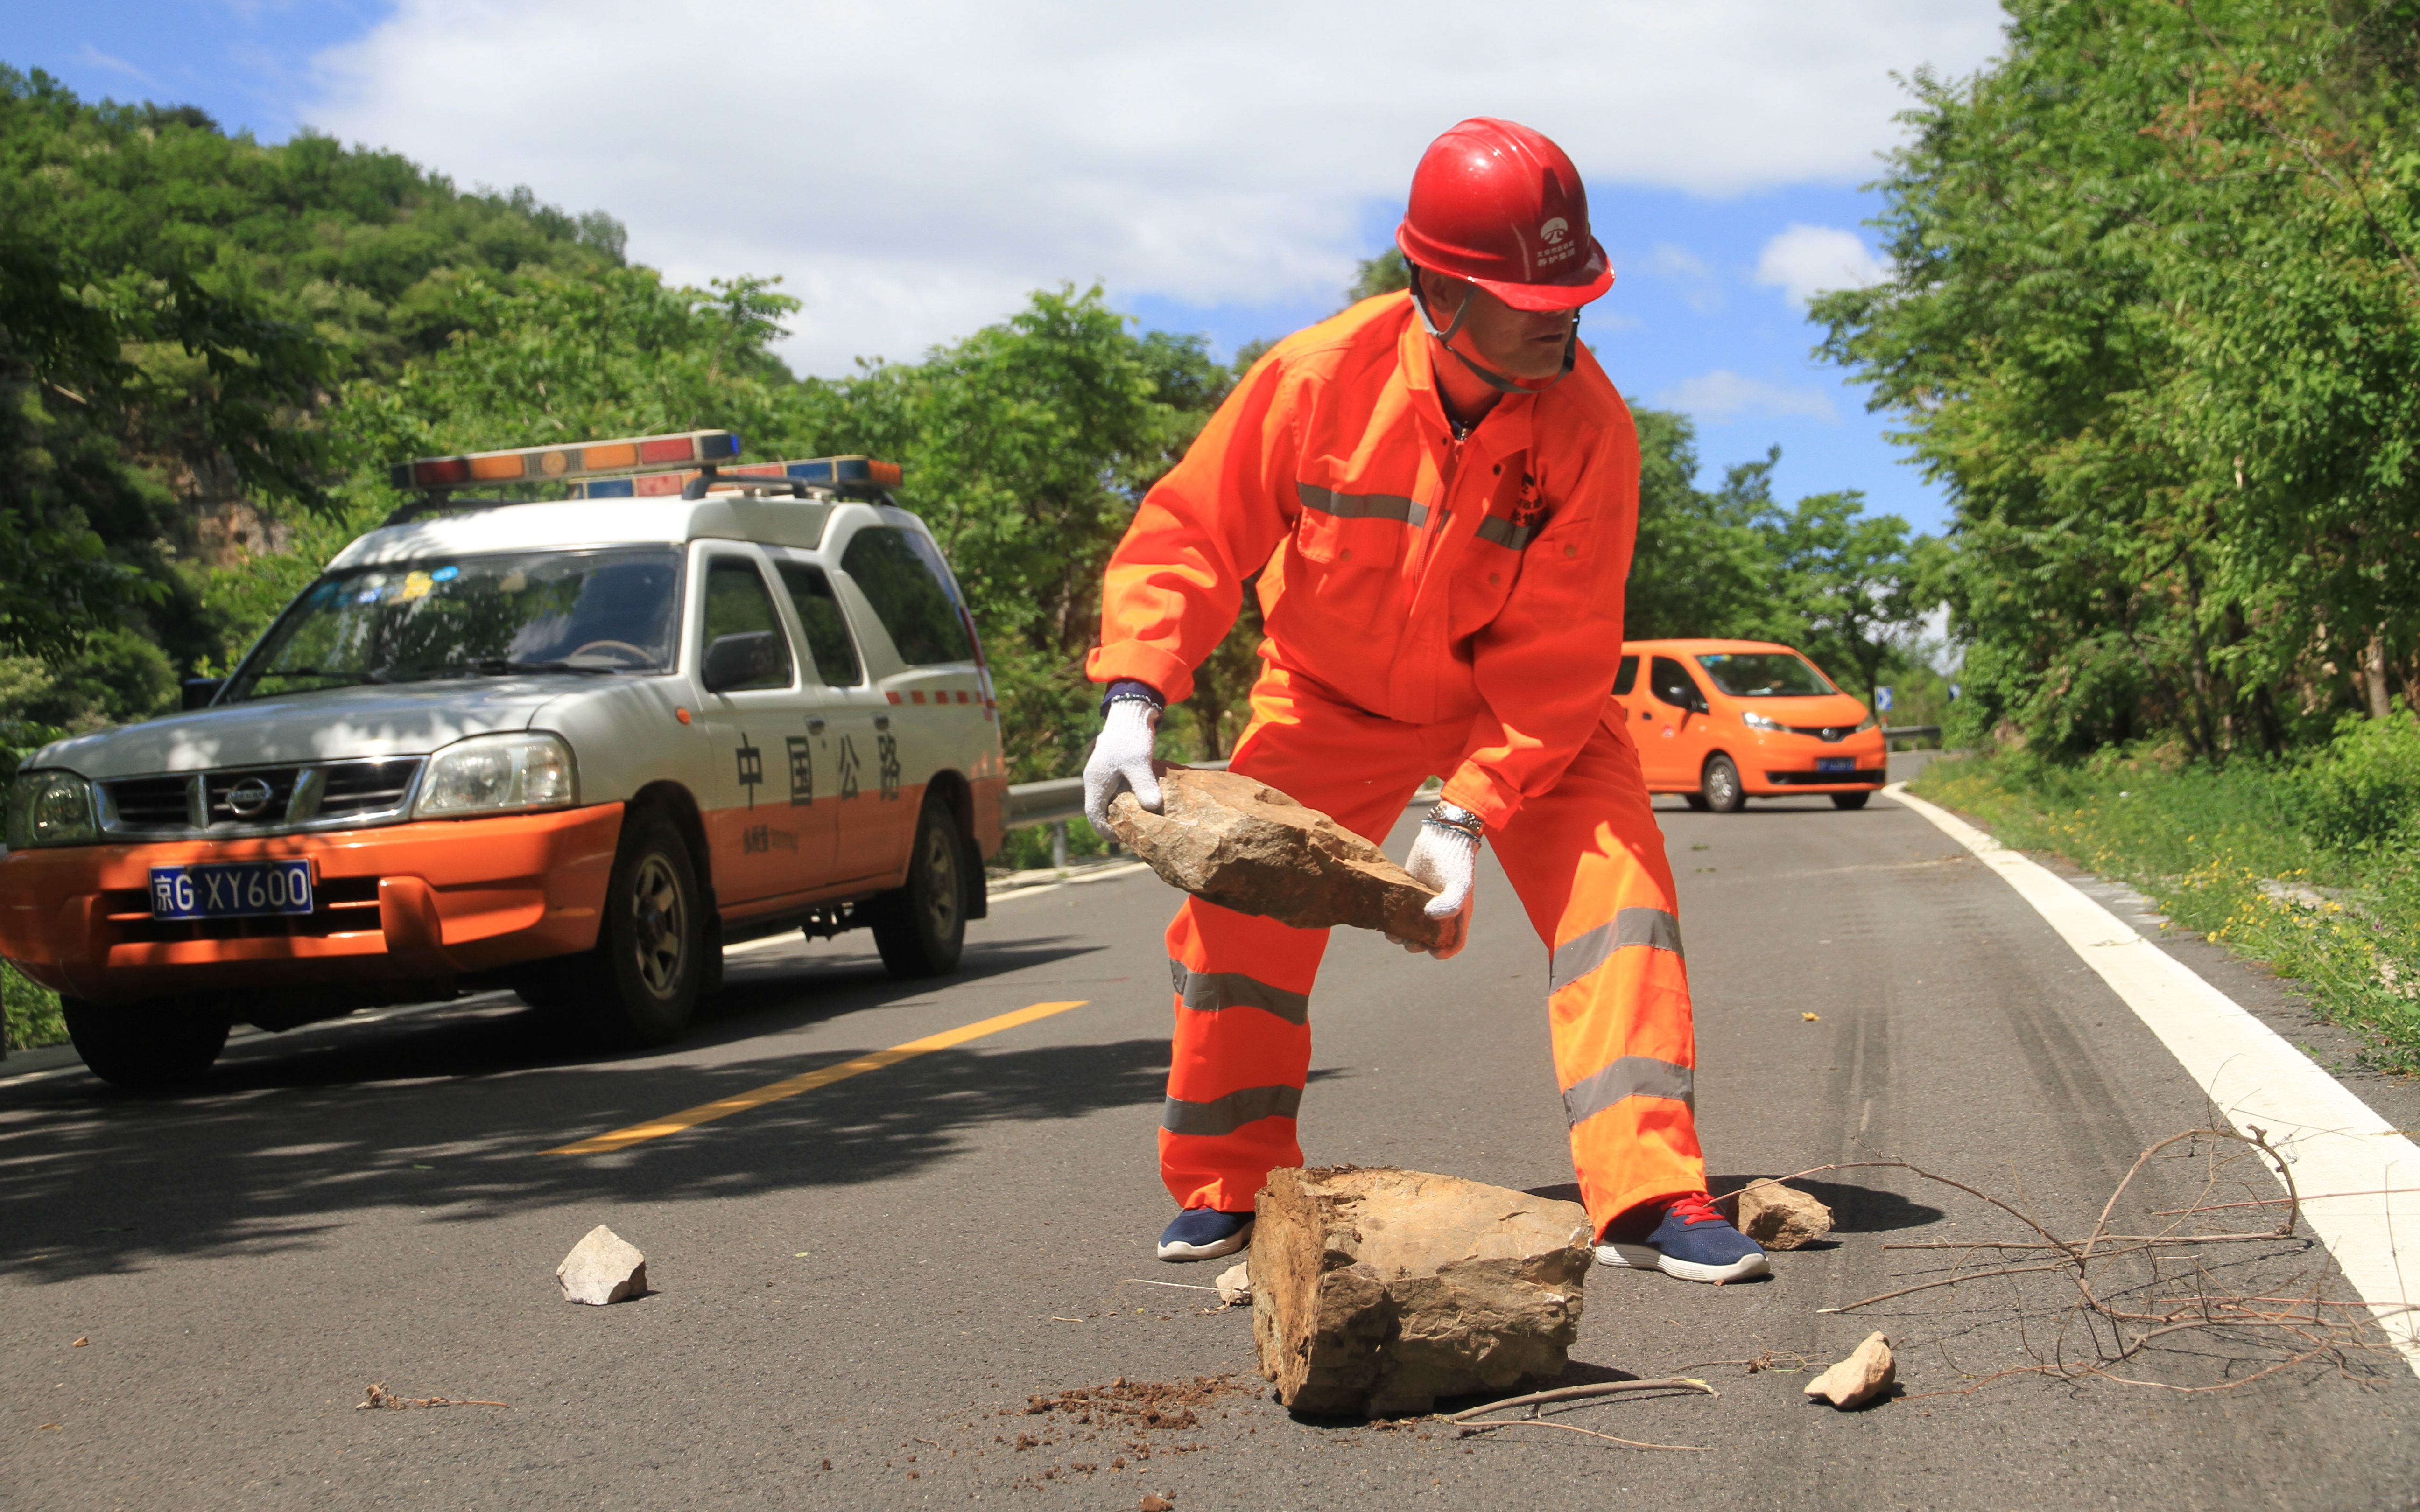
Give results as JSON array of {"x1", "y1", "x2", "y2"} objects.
[
  {"x1": 1250, "y1": 1167, "x2": 1594, "y2": 1417},
  {"x1": 1106, "y1": 767, "x2": 1445, "y2": 945}
]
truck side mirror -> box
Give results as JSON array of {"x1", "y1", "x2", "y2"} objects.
[
  {"x1": 181, "y1": 678, "x2": 224, "y2": 711},
  {"x1": 701, "y1": 631, "x2": 781, "y2": 693}
]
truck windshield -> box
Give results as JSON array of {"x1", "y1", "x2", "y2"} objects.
[
  {"x1": 1695, "y1": 652, "x2": 1835, "y2": 698},
  {"x1": 228, "y1": 548, "x2": 684, "y2": 701}
]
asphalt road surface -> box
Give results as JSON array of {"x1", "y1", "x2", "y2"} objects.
[{"x1": 6, "y1": 760, "x2": 2419, "y2": 1510}]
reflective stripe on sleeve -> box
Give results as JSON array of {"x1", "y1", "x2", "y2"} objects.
[
  {"x1": 1561, "y1": 1056, "x2": 1695, "y2": 1125},
  {"x1": 1297, "y1": 483, "x2": 1429, "y2": 528},
  {"x1": 1548, "y1": 907, "x2": 1685, "y2": 992},
  {"x1": 1168, "y1": 959, "x2": 1311, "y2": 1025},
  {"x1": 1474, "y1": 515, "x2": 1541, "y2": 550},
  {"x1": 1161, "y1": 1084, "x2": 1303, "y2": 1136}
]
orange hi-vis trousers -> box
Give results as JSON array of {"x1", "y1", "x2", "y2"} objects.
[{"x1": 1160, "y1": 665, "x2": 1702, "y2": 1240}]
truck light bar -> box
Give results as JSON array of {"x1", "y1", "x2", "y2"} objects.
[
  {"x1": 390, "y1": 429, "x2": 742, "y2": 490},
  {"x1": 570, "y1": 455, "x2": 904, "y2": 499}
]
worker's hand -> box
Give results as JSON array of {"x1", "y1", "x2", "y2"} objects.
[
  {"x1": 1393, "y1": 803, "x2": 1480, "y2": 960},
  {"x1": 1083, "y1": 691, "x2": 1164, "y2": 833}
]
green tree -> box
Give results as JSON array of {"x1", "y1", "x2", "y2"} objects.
[{"x1": 1815, "y1": 0, "x2": 2420, "y2": 759}]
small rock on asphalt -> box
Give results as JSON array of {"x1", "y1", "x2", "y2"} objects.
[
  {"x1": 556, "y1": 1225, "x2": 647, "y2": 1305},
  {"x1": 1804, "y1": 1331, "x2": 1895, "y2": 1408},
  {"x1": 1215, "y1": 1259, "x2": 1251, "y2": 1305},
  {"x1": 1735, "y1": 1179, "x2": 1834, "y2": 1249}
]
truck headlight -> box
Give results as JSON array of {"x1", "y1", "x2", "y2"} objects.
[
  {"x1": 414, "y1": 734, "x2": 577, "y2": 819},
  {"x1": 1740, "y1": 710, "x2": 1786, "y2": 732},
  {"x1": 6, "y1": 770, "x2": 98, "y2": 848}
]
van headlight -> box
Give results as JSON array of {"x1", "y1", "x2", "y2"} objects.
[
  {"x1": 1856, "y1": 712, "x2": 1879, "y2": 733},
  {"x1": 6, "y1": 770, "x2": 98, "y2": 848},
  {"x1": 1740, "y1": 710, "x2": 1786, "y2": 732},
  {"x1": 414, "y1": 734, "x2": 577, "y2": 819}
]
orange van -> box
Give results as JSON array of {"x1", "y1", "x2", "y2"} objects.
[{"x1": 1607, "y1": 638, "x2": 1885, "y2": 811}]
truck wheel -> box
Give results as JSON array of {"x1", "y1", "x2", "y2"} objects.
[
  {"x1": 1701, "y1": 754, "x2": 1746, "y2": 813},
  {"x1": 1831, "y1": 791, "x2": 1871, "y2": 811},
  {"x1": 522, "y1": 806, "x2": 705, "y2": 1047},
  {"x1": 61, "y1": 996, "x2": 229, "y2": 1091},
  {"x1": 869, "y1": 800, "x2": 968, "y2": 980}
]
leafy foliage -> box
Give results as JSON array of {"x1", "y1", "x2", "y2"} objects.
[
  {"x1": 1818, "y1": 0, "x2": 2420, "y2": 759},
  {"x1": 1628, "y1": 411, "x2": 1934, "y2": 704},
  {"x1": 0, "y1": 65, "x2": 623, "y2": 734}
]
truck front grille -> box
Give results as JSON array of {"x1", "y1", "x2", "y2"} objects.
[
  {"x1": 317, "y1": 759, "x2": 422, "y2": 819},
  {"x1": 98, "y1": 757, "x2": 424, "y2": 838},
  {"x1": 106, "y1": 776, "x2": 196, "y2": 830}
]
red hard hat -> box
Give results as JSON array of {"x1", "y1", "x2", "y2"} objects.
[{"x1": 1396, "y1": 118, "x2": 1614, "y2": 311}]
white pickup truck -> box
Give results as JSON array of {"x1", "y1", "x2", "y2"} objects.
[{"x1": 0, "y1": 430, "x2": 1009, "y2": 1088}]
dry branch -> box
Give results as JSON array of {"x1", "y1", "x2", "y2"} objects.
[{"x1": 1794, "y1": 1127, "x2": 2399, "y2": 1397}]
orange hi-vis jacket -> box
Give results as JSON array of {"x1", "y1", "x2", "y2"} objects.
[{"x1": 1085, "y1": 291, "x2": 1640, "y2": 829}]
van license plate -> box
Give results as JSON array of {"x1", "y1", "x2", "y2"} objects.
[
  {"x1": 1816, "y1": 757, "x2": 1855, "y2": 775},
  {"x1": 149, "y1": 861, "x2": 315, "y2": 920}
]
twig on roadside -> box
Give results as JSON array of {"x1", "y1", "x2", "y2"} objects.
[
  {"x1": 357, "y1": 1382, "x2": 507, "y2": 1410},
  {"x1": 1455, "y1": 1419, "x2": 1707, "y2": 1451},
  {"x1": 1816, "y1": 1126, "x2": 2398, "y2": 1399},
  {"x1": 1447, "y1": 1378, "x2": 1716, "y2": 1421}
]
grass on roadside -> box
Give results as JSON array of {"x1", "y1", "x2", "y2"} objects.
[
  {"x1": 1910, "y1": 716, "x2": 2420, "y2": 1073},
  {"x1": 4, "y1": 963, "x2": 66, "y2": 1052}
]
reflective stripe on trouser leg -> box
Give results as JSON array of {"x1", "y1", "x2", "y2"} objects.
[
  {"x1": 1154, "y1": 662, "x2": 1464, "y2": 1215},
  {"x1": 1159, "y1": 895, "x2": 1323, "y2": 1213},
  {"x1": 1493, "y1": 718, "x2": 1706, "y2": 1239}
]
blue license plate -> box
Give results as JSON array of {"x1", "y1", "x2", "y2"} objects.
[
  {"x1": 1816, "y1": 756, "x2": 1856, "y2": 775},
  {"x1": 149, "y1": 861, "x2": 315, "y2": 920}
]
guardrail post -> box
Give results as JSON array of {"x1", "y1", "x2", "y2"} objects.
[{"x1": 1050, "y1": 819, "x2": 1068, "y2": 870}]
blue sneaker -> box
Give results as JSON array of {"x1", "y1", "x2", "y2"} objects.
[
  {"x1": 1595, "y1": 1194, "x2": 1771, "y2": 1284},
  {"x1": 1157, "y1": 1207, "x2": 1254, "y2": 1261}
]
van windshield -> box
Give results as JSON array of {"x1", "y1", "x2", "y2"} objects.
[
  {"x1": 1695, "y1": 652, "x2": 1835, "y2": 698},
  {"x1": 228, "y1": 548, "x2": 684, "y2": 701}
]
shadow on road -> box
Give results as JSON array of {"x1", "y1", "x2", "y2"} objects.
[
  {"x1": 1522, "y1": 1177, "x2": 1944, "y2": 1233},
  {"x1": 0, "y1": 936, "x2": 1164, "y2": 1280}
]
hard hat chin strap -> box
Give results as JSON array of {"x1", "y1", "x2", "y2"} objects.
[{"x1": 1407, "y1": 279, "x2": 1580, "y2": 396}]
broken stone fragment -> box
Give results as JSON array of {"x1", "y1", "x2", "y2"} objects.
[
  {"x1": 1804, "y1": 1331, "x2": 1894, "y2": 1407},
  {"x1": 1215, "y1": 1259, "x2": 1252, "y2": 1306},
  {"x1": 556, "y1": 1225, "x2": 647, "y2": 1305},
  {"x1": 1734, "y1": 1180, "x2": 1834, "y2": 1250},
  {"x1": 1106, "y1": 767, "x2": 1447, "y2": 945},
  {"x1": 1251, "y1": 1166, "x2": 1593, "y2": 1417}
]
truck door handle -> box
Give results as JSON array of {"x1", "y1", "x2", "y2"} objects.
[
  {"x1": 873, "y1": 715, "x2": 891, "y2": 731},
  {"x1": 807, "y1": 718, "x2": 826, "y2": 734}
]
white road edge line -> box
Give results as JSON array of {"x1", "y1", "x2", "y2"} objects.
[{"x1": 1886, "y1": 781, "x2": 2420, "y2": 1373}]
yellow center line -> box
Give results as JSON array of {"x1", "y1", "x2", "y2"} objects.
[{"x1": 543, "y1": 999, "x2": 1089, "y2": 1155}]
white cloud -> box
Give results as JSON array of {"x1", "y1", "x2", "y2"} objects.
[
  {"x1": 1650, "y1": 243, "x2": 1711, "y2": 280},
  {"x1": 1655, "y1": 369, "x2": 1838, "y2": 424},
  {"x1": 1755, "y1": 224, "x2": 1891, "y2": 307},
  {"x1": 304, "y1": 0, "x2": 2000, "y2": 375},
  {"x1": 75, "y1": 44, "x2": 155, "y2": 84}
]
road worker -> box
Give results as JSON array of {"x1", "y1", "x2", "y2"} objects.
[{"x1": 1082, "y1": 118, "x2": 1767, "y2": 1286}]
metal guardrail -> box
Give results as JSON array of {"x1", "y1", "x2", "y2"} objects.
[
  {"x1": 1001, "y1": 760, "x2": 1232, "y2": 866},
  {"x1": 1885, "y1": 725, "x2": 1941, "y2": 740}
]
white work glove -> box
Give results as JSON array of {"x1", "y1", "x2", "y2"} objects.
[
  {"x1": 1083, "y1": 693, "x2": 1164, "y2": 833},
  {"x1": 1391, "y1": 801, "x2": 1480, "y2": 960}
]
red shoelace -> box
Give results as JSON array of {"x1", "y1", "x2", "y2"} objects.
[{"x1": 1664, "y1": 1192, "x2": 1724, "y2": 1226}]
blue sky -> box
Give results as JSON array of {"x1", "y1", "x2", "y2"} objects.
[{"x1": 12, "y1": 1, "x2": 1973, "y2": 535}]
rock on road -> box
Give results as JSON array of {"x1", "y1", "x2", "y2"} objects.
[{"x1": 3, "y1": 759, "x2": 2417, "y2": 1509}]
